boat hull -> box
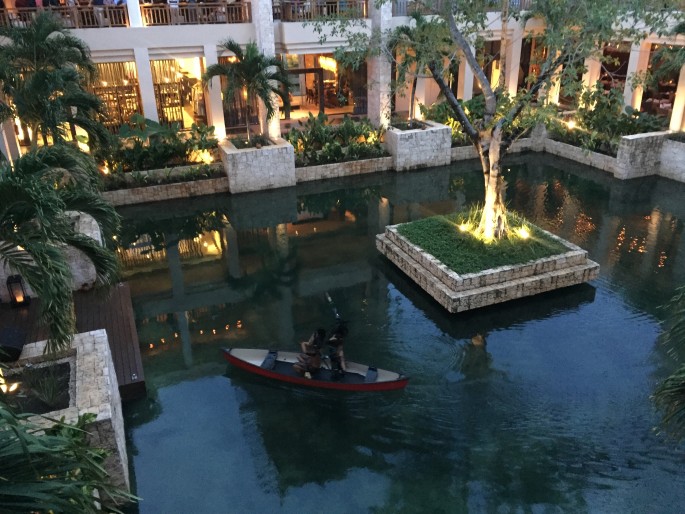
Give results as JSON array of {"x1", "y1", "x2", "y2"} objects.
[{"x1": 223, "y1": 348, "x2": 408, "y2": 392}]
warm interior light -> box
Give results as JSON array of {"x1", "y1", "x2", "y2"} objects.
[{"x1": 318, "y1": 56, "x2": 337, "y2": 73}]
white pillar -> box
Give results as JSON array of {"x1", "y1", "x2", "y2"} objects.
[
  {"x1": 457, "y1": 48, "x2": 474, "y2": 101},
  {"x1": 669, "y1": 63, "x2": 685, "y2": 131},
  {"x1": 624, "y1": 41, "x2": 651, "y2": 109},
  {"x1": 251, "y1": 0, "x2": 280, "y2": 138},
  {"x1": 134, "y1": 47, "x2": 159, "y2": 122},
  {"x1": 0, "y1": 120, "x2": 20, "y2": 164},
  {"x1": 582, "y1": 55, "x2": 602, "y2": 90},
  {"x1": 203, "y1": 44, "x2": 226, "y2": 139},
  {"x1": 367, "y1": 0, "x2": 392, "y2": 127},
  {"x1": 505, "y1": 23, "x2": 523, "y2": 97},
  {"x1": 126, "y1": 0, "x2": 143, "y2": 27}
]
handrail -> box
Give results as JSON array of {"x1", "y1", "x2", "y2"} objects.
[
  {"x1": 0, "y1": 6, "x2": 129, "y2": 28},
  {"x1": 391, "y1": 0, "x2": 533, "y2": 17},
  {"x1": 274, "y1": 0, "x2": 368, "y2": 21},
  {"x1": 139, "y1": 2, "x2": 252, "y2": 26}
]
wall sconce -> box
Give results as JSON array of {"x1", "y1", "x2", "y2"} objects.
[{"x1": 7, "y1": 275, "x2": 30, "y2": 308}]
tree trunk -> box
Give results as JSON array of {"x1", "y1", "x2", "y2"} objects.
[
  {"x1": 478, "y1": 126, "x2": 508, "y2": 240},
  {"x1": 244, "y1": 93, "x2": 251, "y2": 143},
  {"x1": 409, "y1": 75, "x2": 418, "y2": 122}
]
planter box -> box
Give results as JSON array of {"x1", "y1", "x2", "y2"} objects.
[
  {"x1": 377, "y1": 224, "x2": 599, "y2": 313},
  {"x1": 295, "y1": 156, "x2": 393, "y2": 183},
  {"x1": 12, "y1": 330, "x2": 129, "y2": 491},
  {"x1": 615, "y1": 131, "x2": 669, "y2": 180},
  {"x1": 450, "y1": 144, "x2": 478, "y2": 161},
  {"x1": 102, "y1": 177, "x2": 229, "y2": 207},
  {"x1": 543, "y1": 139, "x2": 617, "y2": 175},
  {"x1": 660, "y1": 137, "x2": 685, "y2": 182},
  {"x1": 385, "y1": 120, "x2": 451, "y2": 171},
  {"x1": 219, "y1": 138, "x2": 296, "y2": 193}
]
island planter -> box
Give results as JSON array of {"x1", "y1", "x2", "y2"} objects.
[
  {"x1": 9, "y1": 330, "x2": 130, "y2": 492},
  {"x1": 376, "y1": 224, "x2": 599, "y2": 313},
  {"x1": 219, "y1": 137, "x2": 296, "y2": 194},
  {"x1": 660, "y1": 134, "x2": 685, "y2": 182},
  {"x1": 385, "y1": 120, "x2": 452, "y2": 171}
]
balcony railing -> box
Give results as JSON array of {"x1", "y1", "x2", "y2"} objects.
[
  {"x1": 0, "y1": 6, "x2": 129, "y2": 28},
  {"x1": 274, "y1": 0, "x2": 368, "y2": 21},
  {"x1": 391, "y1": 0, "x2": 533, "y2": 17},
  {"x1": 140, "y1": 2, "x2": 251, "y2": 26}
]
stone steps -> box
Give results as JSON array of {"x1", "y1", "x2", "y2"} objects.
[{"x1": 377, "y1": 228, "x2": 599, "y2": 313}]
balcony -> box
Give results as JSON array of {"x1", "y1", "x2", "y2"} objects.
[
  {"x1": 0, "y1": 5, "x2": 129, "y2": 28},
  {"x1": 391, "y1": 0, "x2": 533, "y2": 17},
  {"x1": 140, "y1": 2, "x2": 251, "y2": 26},
  {"x1": 273, "y1": 0, "x2": 368, "y2": 22}
]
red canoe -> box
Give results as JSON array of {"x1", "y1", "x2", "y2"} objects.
[{"x1": 223, "y1": 348, "x2": 409, "y2": 392}]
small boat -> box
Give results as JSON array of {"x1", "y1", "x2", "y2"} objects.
[{"x1": 223, "y1": 348, "x2": 409, "y2": 392}]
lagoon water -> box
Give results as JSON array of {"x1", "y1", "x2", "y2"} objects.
[{"x1": 120, "y1": 154, "x2": 685, "y2": 513}]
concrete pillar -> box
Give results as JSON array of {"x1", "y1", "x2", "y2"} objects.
[
  {"x1": 367, "y1": 0, "x2": 393, "y2": 127},
  {"x1": 505, "y1": 23, "x2": 523, "y2": 97},
  {"x1": 624, "y1": 41, "x2": 651, "y2": 109},
  {"x1": 582, "y1": 55, "x2": 602, "y2": 95},
  {"x1": 203, "y1": 44, "x2": 226, "y2": 139},
  {"x1": 251, "y1": 0, "x2": 280, "y2": 138},
  {"x1": 0, "y1": 120, "x2": 20, "y2": 164},
  {"x1": 133, "y1": 47, "x2": 159, "y2": 122},
  {"x1": 457, "y1": 49, "x2": 474, "y2": 101},
  {"x1": 669, "y1": 63, "x2": 685, "y2": 131},
  {"x1": 125, "y1": 0, "x2": 143, "y2": 27}
]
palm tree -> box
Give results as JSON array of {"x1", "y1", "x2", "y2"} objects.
[
  {"x1": 0, "y1": 12, "x2": 106, "y2": 148},
  {"x1": 203, "y1": 39, "x2": 290, "y2": 143},
  {"x1": 0, "y1": 145, "x2": 120, "y2": 354},
  {"x1": 653, "y1": 285, "x2": 685, "y2": 442}
]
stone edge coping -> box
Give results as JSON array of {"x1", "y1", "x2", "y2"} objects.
[
  {"x1": 382, "y1": 223, "x2": 588, "y2": 292},
  {"x1": 11, "y1": 329, "x2": 118, "y2": 427},
  {"x1": 220, "y1": 137, "x2": 291, "y2": 152}
]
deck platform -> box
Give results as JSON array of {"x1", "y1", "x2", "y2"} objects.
[{"x1": 0, "y1": 282, "x2": 146, "y2": 402}]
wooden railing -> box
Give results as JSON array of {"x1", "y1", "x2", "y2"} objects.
[
  {"x1": 140, "y1": 2, "x2": 251, "y2": 26},
  {"x1": 274, "y1": 0, "x2": 368, "y2": 21},
  {"x1": 0, "y1": 6, "x2": 128, "y2": 28},
  {"x1": 392, "y1": 0, "x2": 533, "y2": 16}
]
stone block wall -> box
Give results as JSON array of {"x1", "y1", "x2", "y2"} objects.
[
  {"x1": 614, "y1": 131, "x2": 669, "y2": 179},
  {"x1": 543, "y1": 139, "x2": 617, "y2": 174},
  {"x1": 102, "y1": 177, "x2": 229, "y2": 206},
  {"x1": 295, "y1": 156, "x2": 393, "y2": 183},
  {"x1": 450, "y1": 145, "x2": 478, "y2": 161},
  {"x1": 385, "y1": 120, "x2": 452, "y2": 171},
  {"x1": 660, "y1": 138, "x2": 685, "y2": 182},
  {"x1": 219, "y1": 138, "x2": 296, "y2": 193},
  {"x1": 16, "y1": 330, "x2": 129, "y2": 491}
]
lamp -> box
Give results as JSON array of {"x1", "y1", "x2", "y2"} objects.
[{"x1": 7, "y1": 275, "x2": 30, "y2": 308}]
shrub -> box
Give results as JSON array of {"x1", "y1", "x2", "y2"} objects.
[{"x1": 285, "y1": 113, "x2": 386, "y2": 167}]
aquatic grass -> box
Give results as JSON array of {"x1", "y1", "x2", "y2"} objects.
[{"x1": 396, "y1": 210, "x2": 568, "y2": 274}]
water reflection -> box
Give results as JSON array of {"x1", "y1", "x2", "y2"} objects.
[{"x1": 120, "y1": 154, "x2": 685, "y2": 513}]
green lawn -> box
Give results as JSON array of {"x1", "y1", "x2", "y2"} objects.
[{"x1": 396, "y1": 212, "x2": 568, "y2": 275}]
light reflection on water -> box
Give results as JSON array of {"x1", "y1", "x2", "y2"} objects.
[{"x1": 120, "y1": 154, "x2": 685, "y2": 513}]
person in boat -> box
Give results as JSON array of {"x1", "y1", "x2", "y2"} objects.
[
  {"x1": 293, "y1": 328, "x2": 326, "y2": 378},
  {"x1": 326, "y1": 320, "x2": 348, "y2": 378}
]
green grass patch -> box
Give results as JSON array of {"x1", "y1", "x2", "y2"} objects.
[{"x1": 396, "y1": 212, "x2": 569, "y2": 275}]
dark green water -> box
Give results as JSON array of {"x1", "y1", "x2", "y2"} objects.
[{"x1": 120, "y1": 154, "x2": 685, "y2": 513}]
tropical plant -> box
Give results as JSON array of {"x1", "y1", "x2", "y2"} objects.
[
  {"x1": 653, "y1": 285, "x2": 685, "y2": 442},
  {"x1": 0, "y1": 401, "x2": 135, "y2": 512},
  {"x1": 0, "y1": 12, "x2": 107, "y2": 148},
  {"x1": 0, "y1": 145, "x2": 120, "y2": 354},
  {"x1": 203, "y1": 39, "x2": 291, "y2": 143}
]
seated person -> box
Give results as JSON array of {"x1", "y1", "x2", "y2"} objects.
[
  {"x1": 293, "y1": 329, "x2": 326, "y2": 378},
  {"x1": 326, "y1": 322, "x2": 348, "y2": 376}
]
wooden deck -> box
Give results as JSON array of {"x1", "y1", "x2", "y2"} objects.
[{"x1": 0, "y1": 282, "x2": 146, "y2": 402}]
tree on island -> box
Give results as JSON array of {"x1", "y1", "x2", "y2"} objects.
[{"x1": 322, "y1": 0, "x2": 680, "y2": 240}]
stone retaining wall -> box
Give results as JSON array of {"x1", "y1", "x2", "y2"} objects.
[
  {"x1": 102, "y1": 177, "x2": 229, "y2": 206},
  {"x1": 659, "y1": 138, "x2": 685, "y2": 182},
  {"x1": 543, "y1": 139, "x2": 617, "y2": 174},
  {"x1": 15, "y1": 330, "x2": 129, "y2": 491},
  {"x1": 615, "y1": 131, "x2": 670, "y2": 179},
  {"x1": 295, "y1": 156, "x2": 393, "y2": 183}
]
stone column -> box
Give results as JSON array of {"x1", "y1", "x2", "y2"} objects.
[
  {"x1": 133, "y1": 47, "x2": 159, "y2": 122},
  {"x1": 669, "y1": 63, "x2": 685, "y2": 131},
  {"x1": 582, "y1": 55, "x2": 602, "y2": 94},
  {"x1": 457, "y1": 48, "x2": 474, "y2": 101},
  {"x1": 367, "y1": 0, "x2": 393, "y2": 127},
  {"x1": 203, "y1": 44, "x2": 227, "y2": 139},
  {"x1": 624, "y1": 41, "x2": 651, "y2": 109},
  {"x1": 505, "y1": 22, "x2": 523, "y2": 97},
  {"x1": 125, "y1": 0, "x2": 143, "y2": 27},
  {"x1": 251, "y1": 0, "x2": 280, "y2": 139},
  {"x1": 0, "y1": 120, "x2": 20, "y2": 164}
]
